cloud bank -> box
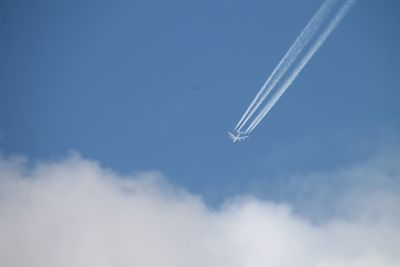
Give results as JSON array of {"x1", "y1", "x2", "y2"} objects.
[{"x1": 0, "y1": 151, "x2": 399, "y2": 267}]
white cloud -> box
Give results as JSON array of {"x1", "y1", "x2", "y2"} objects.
[{"x1": 0, "y1": 151, "x2": 399, "y2": 267}]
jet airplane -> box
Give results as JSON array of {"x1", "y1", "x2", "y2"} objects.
[{"x1": 228, "y1": 131, "x2": 249, "y2": 143}]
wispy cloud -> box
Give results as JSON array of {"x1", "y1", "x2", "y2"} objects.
[{"x1": 0, "y1": 149, "x2": 399, "y2": 267}]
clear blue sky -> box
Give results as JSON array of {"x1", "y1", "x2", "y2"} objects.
[{"x1": 1, "y1": 0, "x2": 399, "y2": 204}]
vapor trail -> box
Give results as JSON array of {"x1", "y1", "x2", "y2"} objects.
[
  {"x1": 245, "y1": 0, "x2": 356, "y2": 133},
  {"x1": 234, "y1": 0, "x2": 337, "y2": 132}
]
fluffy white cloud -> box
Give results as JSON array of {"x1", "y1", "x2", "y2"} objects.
[{"x1": 0, "y1": 151, "x2": 399, "y2": 267}]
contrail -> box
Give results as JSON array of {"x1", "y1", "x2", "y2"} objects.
[
  {"x1": 234, "y1": 0, "x2": 338, "y2": 132},
  {"x1": 245, "y1": 0, "x2": 356, "y2": 133}
]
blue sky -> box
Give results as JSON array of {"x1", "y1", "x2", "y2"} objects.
[
  {"x1": 1, "y1": 0, "x2": 399, "y2": 204},
  {"x1": 1, "y1": 1, "x2": 400, "y2": 266}
]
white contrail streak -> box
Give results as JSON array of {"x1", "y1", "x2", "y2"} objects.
[
  {"x1": 234, "y1": 0, "x2": 337, "y2": 132},
  {"x1": 245, "y1": 0, "x2": 356, "y2": 133}
]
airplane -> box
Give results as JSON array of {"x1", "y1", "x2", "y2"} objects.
[{"x1": 228, "y1": 131, "x2": 249, "y2": 143}]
